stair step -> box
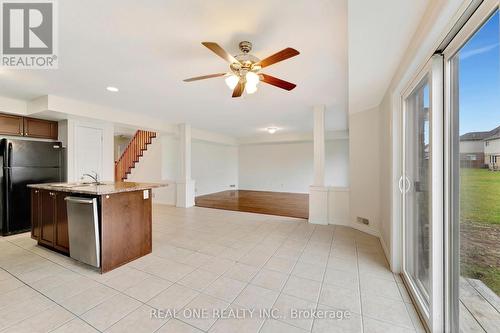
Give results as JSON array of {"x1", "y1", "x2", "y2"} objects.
[{"x1": 115, "y1": 130, "x2": 157, "y2": 181}]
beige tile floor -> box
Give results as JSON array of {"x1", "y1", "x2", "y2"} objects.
[{"x1": 0, "y1": 205, "x2": 426, "y2": 333}]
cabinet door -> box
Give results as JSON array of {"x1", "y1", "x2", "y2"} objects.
[
  {"x1": 31, "y1": 189, "x2": 41, "y2": 240},
  {"x1": 54, "y1": 192, "x2": 69, "y2": 253},
  {"x1": 39, "y1": 190, "x2": 56, "y2": 247},
  {"x1": 0, "y1": 113, "x2": 24, "y2": 136},
  {"x1": 23, "y1": 117, "x2": 58, "y2": 139}
]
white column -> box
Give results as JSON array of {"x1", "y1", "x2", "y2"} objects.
[
  {"x1": 313, "y1": 105, "x2": 326, "y2": 186},
  {"x1": 309, "y1": 105, "x2": 329, "y2": 225},
  {"x1": 176, "y1": 123, "x2": 195, "y2": 207}
]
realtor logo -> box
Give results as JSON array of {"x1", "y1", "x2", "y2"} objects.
[{"x1": 1, "y1": 0, "x2": 58, "y2": 68}]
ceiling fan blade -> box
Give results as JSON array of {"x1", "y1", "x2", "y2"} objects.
[
  {"x1": 202, "y1": 42, "x2": 240, "y2": 64},
  {"x1": 183, "y1": 73, "x2": 228, "y2": 82},
  {"x1": 256, "y1": 48, "x2": 300, "y2": 68},
  {"x1": 260, "y1": 74, "x2": 297, "y2": 91},
  {"x1": 232, "y1": 80, "x2": 245, "y2": 98}
]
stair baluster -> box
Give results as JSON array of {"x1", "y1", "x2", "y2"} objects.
[{"x1": 114, "y1": 130, "x2": 157, "y2": 182}]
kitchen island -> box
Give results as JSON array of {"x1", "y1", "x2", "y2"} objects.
[{"x1": 27, "y1": 182, "x2": 164, "y2": 273}]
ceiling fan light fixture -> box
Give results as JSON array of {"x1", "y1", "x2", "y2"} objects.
[
  {"x1": 245, "y1": 84, "x2": 258, "y2": 94},
  {"x1": 225, "y1": 75, "x2": 239, "y2": 90},
  {"x1": 183, "y1": 42, "x2": 299, "y2": 97},
  {"x1": 245, "y1": 71, "x2": 260, "y2": 87},
  {"x1": 267, "y1": 127, "x2": 278, "y2": 134}
]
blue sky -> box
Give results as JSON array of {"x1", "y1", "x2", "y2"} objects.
[{"x1": 459, "y1": 11, "x2": 499, "y2": 135}]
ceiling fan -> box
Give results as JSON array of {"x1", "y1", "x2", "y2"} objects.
[{"x1": 183, "y1": 41, "x2": 299, "y2": 98}]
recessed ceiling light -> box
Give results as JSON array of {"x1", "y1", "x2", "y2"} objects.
[
  {"x1": 267, "y1": 127, "x2": 279, "y2": 134},
  {"x1": 106, "y1": 86, "x2": 119, "y2": 92}
]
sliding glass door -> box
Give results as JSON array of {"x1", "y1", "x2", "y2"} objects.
[
  {"x1": 402, "y1": 56, "x2": 444, "y2": 331},
  {"x1": 399, "y1": 2, "x2": 498, "y2": 332},
  {"x1": 444, "y1": 2, "x2": 499, "y2": 331},
  {"x1": 404, "y1": 74, "x2": 431, "y2": 305}
]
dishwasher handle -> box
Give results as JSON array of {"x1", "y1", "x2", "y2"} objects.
[{"x1": 65, "y1": 197, "x2": 95, "y2": 204}]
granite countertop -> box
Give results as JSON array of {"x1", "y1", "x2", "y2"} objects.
[{"x1": 27, "y1": 182, "x2": 166, "y2": 195}]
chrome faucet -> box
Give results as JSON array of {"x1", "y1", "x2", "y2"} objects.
[{"x1": 82, "y1": 171, "x2": 99, "y2": 184}]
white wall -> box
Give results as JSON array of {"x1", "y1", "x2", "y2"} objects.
[
  {"x1": 326, "y1": 139, "x2": 350, "y2": 187},
  {"x1": 114, "y1": 135, "x2": 132, "y2": 161},
  {"x1": 128, "y1": 134, "x2": 178, "y2": 205},
  {"x1": 238, "y1": 140, "x2": 350, "y2": 193},
  {"x1": 192, "y1": 140, "x2": 238, "y2": 196},
  {"x1": 349, "y1": 107, "x2": 381, "y2": 236},
  {"x1": 0, "y1": 96, "x2": 27, "y2": 115},
  {"x1": 160, "y1": 134, "x2": 180, "y2": 182},
  {"x1": 239, "y1": 142, "x2": 313, "y2": 193},
  {"x1": 328, "y1": 187, "x2": 350, "y2": 225},
  {"x1": 379, "y1": 94, "x2": 393, "y2": 257}
]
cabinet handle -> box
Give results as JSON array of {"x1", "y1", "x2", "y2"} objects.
[{"x1": 34, "y1": 190, "x2": 39, "y2": 194}]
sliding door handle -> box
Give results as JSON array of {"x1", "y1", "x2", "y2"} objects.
[
  {"x1": 405, "y1": 176, "x2": 412, "y2": 193},
  {"x1": 398, "y1": 176, "x2": 404, "y2": 193}
]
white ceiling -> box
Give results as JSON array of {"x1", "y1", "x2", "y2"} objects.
[
  {"x1": 0, "y1": 0, "x2": 428, "y2": 137},
  {"x1": 348, "y1": 0, "x2": 430, "y2": 113}
]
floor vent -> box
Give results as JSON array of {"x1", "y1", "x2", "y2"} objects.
[{"x1": 357, "y1": 217, "x2": 369, "y2": 225}]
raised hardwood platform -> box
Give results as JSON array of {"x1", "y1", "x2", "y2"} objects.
[{"x1": 195, "y1": 190, "x2": 309, "y2": 219}]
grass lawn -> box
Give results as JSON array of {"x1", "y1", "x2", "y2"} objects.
[
  {"x1": 461, "y1": 264, "x2": 500, "y2": 296},
  {"x1": 460, "y1": 168, "x2": 500, "y2": 295},
  {"x1": 460, "y1": 168, "x2": 500, "y2": 225}
]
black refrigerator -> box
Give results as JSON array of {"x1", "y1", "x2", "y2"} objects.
[{"x1": 0, "y1": 139, "x2": 64, "y2": 235}]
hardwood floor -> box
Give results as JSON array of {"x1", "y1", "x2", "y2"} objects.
[{"x1": 195, "y1": 190, "x2": 309, "y2": 219}]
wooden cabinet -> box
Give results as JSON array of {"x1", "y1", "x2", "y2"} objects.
[
  {"x1": 0, "y1": 113, "x2": 23, "y2": 136},
  {"x1": 54, "y1": 192, "x2": 70, "y2": 252},
  {"x1": 39, "y1": 190, "x2": 56, "y2": 247},
  {"x1": 0, "y1": 113, "x2": 58, "y2": 139},
  {"x1": 31, "y1": 189, "x2": 41, "y2": 240},
  {"x1": 101, "y1": 190, "x2": 152, "y2": 273},
  {"x1": 31, "y1": 189, "x2": 69, "y2": 254},
  {"x1": 23, "y1": 117, "x2": 58, "y2": 139}
]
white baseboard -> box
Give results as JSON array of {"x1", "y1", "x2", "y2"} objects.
[
  {"x1": 328, "y1": 219, "x2": 350, "y2": 226},
  {"x1": 346, "y1": 222, "x2": 393, "y2": 272},
  {"x1": 153, "y1": 202, "x2": 176, "y2": 207},
  {"x1": 379, "y1": 235, "x2": 393, "y2": 270},
  {"x1": 349, "y1": 222, "x2": 380, "y2": 238}
]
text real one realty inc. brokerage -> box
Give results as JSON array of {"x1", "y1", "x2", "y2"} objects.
[{"x1": 150, "y1": 308, "x2": 353, "y2": 321}]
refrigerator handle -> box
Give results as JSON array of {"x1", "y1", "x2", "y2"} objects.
[
  {"x1": 7, "y1": 142, "x2": 12, "y2": 167},
  {"x1": 5, "y1": 167, "x2": 12, "y2": 193}
]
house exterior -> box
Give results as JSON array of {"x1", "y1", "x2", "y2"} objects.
[
  {"x1": 459, "y1": 126, "x2": 500, "y2": 168},
  {"x1": 459, "y1": 131, "x2": 488, "y2": 168},
  {"x1": 484, "y1": 134, "x2": 500, "y2": 170}
]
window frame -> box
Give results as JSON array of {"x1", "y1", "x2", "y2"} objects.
[{"x1": 442, "y1": 1, "x2": 500, "y2": 331}]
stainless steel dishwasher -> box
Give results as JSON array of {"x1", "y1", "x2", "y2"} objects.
[{"x1": 65, "y1": 197, "x2": 100, "y2": 267}]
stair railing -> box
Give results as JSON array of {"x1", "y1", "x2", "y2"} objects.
[{"x1": 114, "y1": 130, "x2": 156, "y2": 182}]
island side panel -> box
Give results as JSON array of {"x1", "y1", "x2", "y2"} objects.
[{"x1": 100, "y1": 189, "x2": 152, "y2": 273}]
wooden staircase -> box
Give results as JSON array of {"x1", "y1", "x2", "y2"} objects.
[{"x1": 115, "y1": 130, "x2": 157, "y2": 182}]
